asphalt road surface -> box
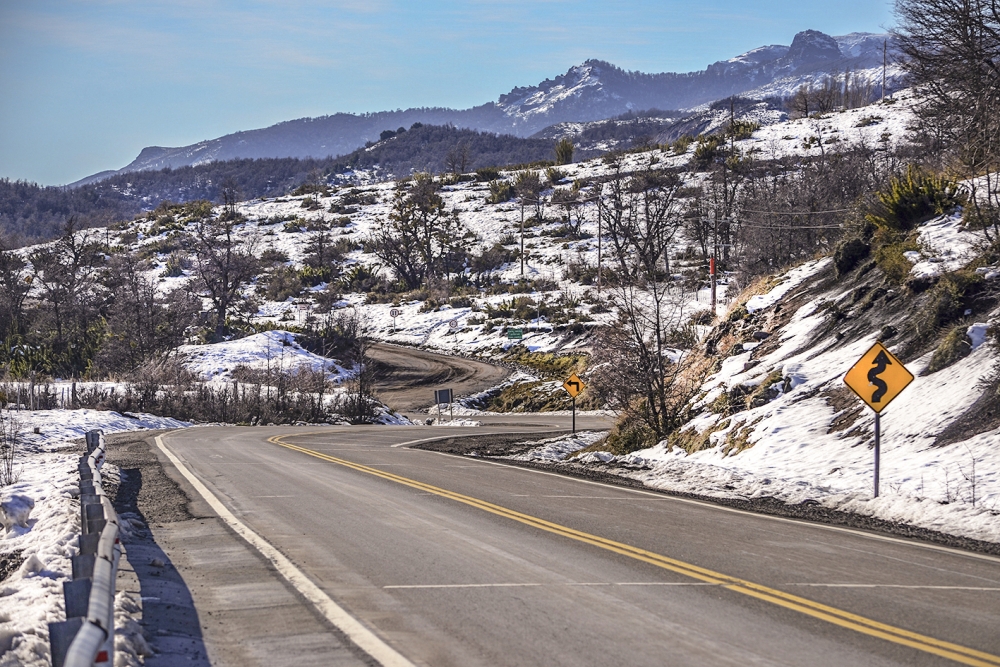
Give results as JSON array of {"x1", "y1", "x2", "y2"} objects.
[
  {"x1": 141, "y1": 420, "x2": 1000, "y2": 667},
  {"x1": 367, "y1": 343, "x2": 510, "y2": 413}
]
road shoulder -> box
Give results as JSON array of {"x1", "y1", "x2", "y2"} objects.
[{"x1": 106, "y1": 431, "x2": 377, "y2": 667}]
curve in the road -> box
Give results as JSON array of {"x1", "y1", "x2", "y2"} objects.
[
  {"x1": 368, "y1": 343, "x2": 510, "y2": 413},
  {"x1": 269, "y1": 434, "x2": 1000, "y2": 667},
  {"x1": 146, "y1": 424, "x2": 1000, "y2": 667}
]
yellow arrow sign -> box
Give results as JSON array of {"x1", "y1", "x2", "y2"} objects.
[
  {"x1": 562, "y1": 373, "x2": 585, "y2": 398},
  {"x1": 844, "y1": 341, "x2": 914, "y2": 413}
]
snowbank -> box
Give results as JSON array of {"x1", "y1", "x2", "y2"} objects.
[
  {"x1": 0, "y1": 410, "x2": 188, "y2": 667},
  {"x1": 178, "y1": 330, "x2": 351, "y2": 382}
]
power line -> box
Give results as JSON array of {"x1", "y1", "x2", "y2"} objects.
[
  {"x1": 739, "y1": 207, "x2": 854, "y2": 215},
  {"x1": 736, "y1": 221, "x2": 845, "y2": 230}
]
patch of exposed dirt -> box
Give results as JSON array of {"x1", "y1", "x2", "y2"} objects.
[
  {"x1": 933, "y1": 384, "x2": 1000, "y2": 447},
  {"x1": 0, "y1": 550, "x2": 24, "y2": 581},
  {"x1": 824, "y1": 385, "x2": 866, "y2": 434},
  {"x1": 413, "y1": 432, "x2": 572, "y2": 458},
  {"x1": 104, "y1": 430, "x2": 196, "y2": 524}
]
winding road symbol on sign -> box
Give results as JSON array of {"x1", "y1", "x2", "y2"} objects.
[
  {"x1": 868, "y1": 350, "x2": 891, "y2": 403},
  {"x1": 844, "y1": 341, "x2": 914, "y2": 499},
  {"x1": 844, "y1": 342, "x2": 913, "y2": 413}
]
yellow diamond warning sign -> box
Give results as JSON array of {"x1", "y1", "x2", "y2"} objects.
[
  {"x1": 562, "y1": 373, "x2": 585, "y2": 398},
  {"x1": 844, "y1": 341, "x2": 914, "y2": 413}
]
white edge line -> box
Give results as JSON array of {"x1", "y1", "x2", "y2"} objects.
[
  {"x1": 153, "y1": 434, "x2": 416, "y2": 667},
  {"x1": 383, "y1": 582, "x2": 719, "y2": 589},
  {"x1": 414, "y1": 449, "x2": 1000, "y2": 565},
  {"x1": 389, "y1": 429, "x2": 563, "y2": 448}
]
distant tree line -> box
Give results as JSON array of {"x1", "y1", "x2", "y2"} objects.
[
  {"x1": 2, "y1": 125, "x2": 595, "y2": 247},
  {"x1": 335, "y1": 123, "x2": 597, "y2": 177}
]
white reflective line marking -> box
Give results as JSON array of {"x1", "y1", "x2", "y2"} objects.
[
  {"x1": 155, "y1": 434, "x2": 416, "y2": 667},
  {"x1": 786, "y1": 584, "x2": 1000, "y2": 591},
  {"x1": 384, "y1": 582, "x2": 719, "y2": 589},
  {"x1": 389, "y1": 430, "x2": 561, "y2": 448},
  {"x1": 540, "y1": 495, "x2": 636, "y2": 499}
]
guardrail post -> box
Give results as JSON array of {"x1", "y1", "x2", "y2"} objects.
[
  {"x1": 71, "y1": 554, "x2": 96, "y2": 580},
  {"x1": 79, "y1": 533, "x2": 100, "y2": 556},
  {"x1": 48, "y1": 618, "x2": 84, "y2": 667},
  {"x1": 63, "y1": 579, "x2": 92, "y2": 618},
  {"x1": 51, "y1": 429, "x2": 120, "y2": 667}
]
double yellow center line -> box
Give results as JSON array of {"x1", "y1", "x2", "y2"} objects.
[{"x1": 269, "y1": 434, "x2": 1000, "y2": 667}]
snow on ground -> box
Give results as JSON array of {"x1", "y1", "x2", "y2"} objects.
[
  {"x1": 423, "y1": 418, "x2": 483, "y2": 427},
  {"x1": 910, "y1": 212, "x2": 983, "y2": 281},
  {"x1": 746, "y1": 258, "x2": 832, "y2": 313},
  {"x1": 178, "y1": 330, "x2": 351, "y2": 382},
  {"x1": 0, "y1": 410, "x2": 188, "y2": 667},
  {"x1": 746, "y1": 91, "x2": 917, "y2": 161},
  {"x1": 510, "y1": 431, "x2": 605, "y2": 463},
  {"x1": 546, "y1": 215, "x2": 1000, "y2": 545}
]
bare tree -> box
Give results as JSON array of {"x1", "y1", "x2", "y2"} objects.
[
  {"x1": 551, "y1": 186, "x2": 584, "y2": 236},
  {"x1": 191, "y1": 212, "x2": 260, "y2": 341},
  {"x1": 0, "y1": 410, "x2": 20, "y2": 486},
  {"x1": 596, "y1": 163, "x2": 684, "y2": 281},
  {"x1": 894, "y1": 0, "x2": 1000, "y2": 243},
  {"x1": 590, "y1": 273, "x2": 702, "y2": 447},
  {"x1": 98, "y1": 251, "x2": 199, "y2": 373},
  {"x1": 328, "y1": 308, "x2": 379, "y2": 423},
  {"x1": 445, "y1": 143, "x2": 470, "y2": 175},
  {"x1": 27, "y1": 218, "x2": 105, "y2": 375},
  {"x1": 590, "y1": 161, "x2": 704, "y2": 449},
  {"x1": 0, "y1": 238, "x2": 31, "y2": 344},
  {"x1": 220, "y1": 177, "x2": 242, "y2": 220},
  {"x1": 368, "y1": 175, "x2": 473, "y2": 289}
]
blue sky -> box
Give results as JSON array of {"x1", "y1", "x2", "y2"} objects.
[{"x1": 0, "y1": 0, "x2": 894, "y2": 186}]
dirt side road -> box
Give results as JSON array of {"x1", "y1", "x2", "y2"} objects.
[{"x1": 368, "y1": 343, "x2": 510, "y2": 413}]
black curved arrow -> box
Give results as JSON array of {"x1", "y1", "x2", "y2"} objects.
[{"x1": 868, "y1": 350, "x2": 891, "y2": 403}]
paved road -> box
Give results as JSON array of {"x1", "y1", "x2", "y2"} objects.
[
  {"x1": 367, "y1": 343, "x2": 510, "y2": 413},
  {"x1": 148, "y1": 422, "x2": 1000, "y2": 667}
]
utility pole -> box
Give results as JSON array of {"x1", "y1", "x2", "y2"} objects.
[
  {"x1": 520, "y1": 200, "x2": 526, "y2": 278},
  {"x1": 710, "y1": 255, "x2": 717, "y2": 315},
  {"x1": 597, "y1": 212, "x2": 602, "y2": 293},
  {"x1": 711, "y1": 215, "x2": 718, "y2": 316},
  {"x1": 882, "y1": 39, "x2": 887, "y2": 103}
]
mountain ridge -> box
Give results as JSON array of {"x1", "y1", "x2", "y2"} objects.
[{"x1": 74, "y1": 29, "x2": 898, "y2": 186}]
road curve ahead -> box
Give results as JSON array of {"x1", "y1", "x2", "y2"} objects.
[
  {"x1": 156, "y1": 424, "x2": 1000, "y2": 667},
  {"x1": 367, "y1": 343, "x2": 510, "y2": 413}
]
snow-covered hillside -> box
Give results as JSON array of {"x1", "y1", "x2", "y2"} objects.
[
  {"x1": 105, "y1": 93, "x2": 917, "y2": 358},
  {"x1": 577, "y1": 233, "x2": 1000, "y2": 545},
  {"x1": 14, "y1": 88, "x2": 1000, "y2": 547}
]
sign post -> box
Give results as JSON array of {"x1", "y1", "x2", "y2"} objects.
[
  {"x1": 507, "y1": 328, "x2": 523, "y2": 340},
  {"x1": 561, "y1": 373, "x2": 586, "y2": 433},
  {"x1": 710, "y1": 257, "x2": 717, "y2": 316},
  {"x1": 434, "y1": 388, "x2": 453, "y2": 423},
  {"x1": 844, "y1": 341, "x2": 914, "y2": 498},
  {"x1": 390, "y1": 308, "x2": 401, "y2": 333}
]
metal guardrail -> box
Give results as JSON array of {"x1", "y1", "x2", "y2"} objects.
[{"x1": 48, "y1": 430, "x2": 121, "y2": 667}]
